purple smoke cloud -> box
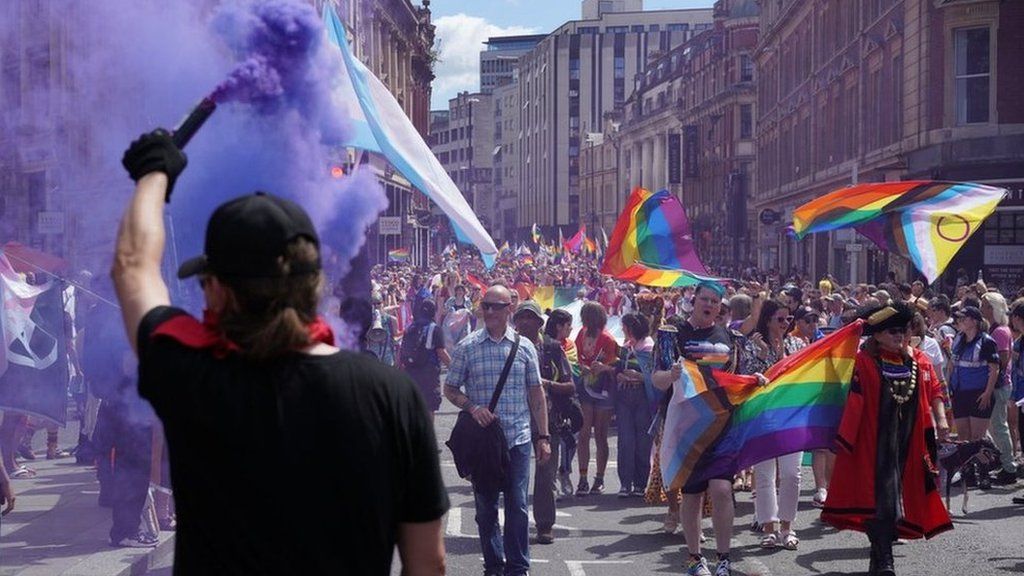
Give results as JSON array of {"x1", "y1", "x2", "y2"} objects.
[{"x1": 2, "y1": 0, "x2": 388, "y2": 349}]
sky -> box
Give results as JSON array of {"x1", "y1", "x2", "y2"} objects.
[{"x1": 427, "y1": 0, "x2": 715, "y2": 109}]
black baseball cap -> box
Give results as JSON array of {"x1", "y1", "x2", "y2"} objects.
[
  {"x1": 954, "y1": 306, "x2": 983, "y2": 322},
  {"x1": 177, "y1": 192, "x2": 320, "y2": 279}
]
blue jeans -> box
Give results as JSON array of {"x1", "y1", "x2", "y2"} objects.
[
  {"x1": 473, "y1": 441, "x2": 532, "y2": 576},
  {"x1": 615, "y1": 386, "x2": 654, "y2": 492},
  {"x1": 558, "y1": 428, "x2": 577, "y2": 475}
]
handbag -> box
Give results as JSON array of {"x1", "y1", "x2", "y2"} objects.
[{"x1": 446, "y1": 335, "x2": 520, "y2": 490}]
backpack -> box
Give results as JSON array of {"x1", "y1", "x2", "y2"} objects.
[{"x1": 401, "y1": 322, "x2": 437, "y2": 370}]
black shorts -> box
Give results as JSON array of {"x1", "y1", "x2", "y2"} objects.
[
  {"x1": 682, "y1": 474, "x2": 734, "y2": 495},
  {"x1": 951, "y1": 388, "x2": 994, "y2": 419}
]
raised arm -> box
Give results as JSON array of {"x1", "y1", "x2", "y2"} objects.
[{"x1": 111, "y1": 130, "x2": 186, "y2": 351}]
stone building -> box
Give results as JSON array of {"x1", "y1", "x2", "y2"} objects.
[
  {"x1": 427, "y1": 92, "x2": 495, "y2": 243},
  {"x1": 608, "y1": 0, "x2": 759, "y2": 270},
  {"x1": 325, "y1": 0, "x2": 437, "y2": 267},
  {"x1": 515, "y1": 5, "x2": 714, "y2": 238},
  {"x1": 754, "y1": 0, "x2": 1024, "y2": 287}
]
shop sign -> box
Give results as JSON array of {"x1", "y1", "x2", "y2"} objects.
[{"x1": 378, "y1": 216, "x2": 402, "y2": 235}]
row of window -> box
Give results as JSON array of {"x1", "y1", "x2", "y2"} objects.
[
  {"x1": 434, "y1": 147, "x2": 475, "y2": 165},
  {"x1": 574, "y1": 22, "x2": 708, "y2": 35}
]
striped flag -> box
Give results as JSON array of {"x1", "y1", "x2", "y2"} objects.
[
  {"x1": 791, "y1": 181, "x2": 1006, "y2": 283},
  {"x1": 465, "y1": 273, "x2": 488, "y2": 292},
  {"x1": 661, "y1": 320, "x2": 863, "y2": 491},
  {"x1": 387, "y1": 248, "x2": 410, "y2": 262}
]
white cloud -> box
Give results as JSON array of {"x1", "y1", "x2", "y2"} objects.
[{"x1": 431, "y1": 14, "x2": 536, "y2": 108}]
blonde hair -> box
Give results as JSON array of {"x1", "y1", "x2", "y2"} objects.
[
  {"x1": 218, "y1": 238, "x2": 324, "y2": 362},
  {"x1": 982, "y1": 291, "x2": 1009, "y2": 327}
]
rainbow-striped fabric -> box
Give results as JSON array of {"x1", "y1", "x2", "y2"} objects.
[
  {"x1": 601, "y1": 188, "x2": 717, "y2": 287},
  {"x1": 791, "y1": 181, "x2": 1005, "y2": 283},
  {"x1": 660, "y1": 320, "x2": 863, "y2": 491},
  {"x1": 387, "y1": 248, "x2": 410, "y2": 262}
]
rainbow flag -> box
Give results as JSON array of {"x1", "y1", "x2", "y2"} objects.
[
  {"x1": 584, "y1": 236, "x2": 597, "y2": 254},
  {"x1": 387, "y1": 248, "x2": 410, "y2": 262},
  {"x1": 564, "y1": 225, "x2": 586, "y2": 253},
  {"x1": 791, "y1": 181, "x2": 1006, "y2": 283},
  {"x1": 465, "y1": 273, "x2": 488, "y2": 292},
  {"x1": 532, "y1": 285, "x2": 582, "y2": 313},
  {"x1": 601, "y1": 188, "x2": 716, "y2": 288},
  {"x1": 661, "y1": 320, "x2": 863, "y2": 491}
]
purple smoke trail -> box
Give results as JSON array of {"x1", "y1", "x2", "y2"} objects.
[{"x1": 6, "y1": 0, "x2": 388, "y2": 352}]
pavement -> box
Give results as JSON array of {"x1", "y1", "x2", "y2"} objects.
[
  {"x1": 5, "y1": 403, "x2": 1022, "y2": 575},
  {"x1": 0, "y1": 421, "x2": 174, "y2": 576}
]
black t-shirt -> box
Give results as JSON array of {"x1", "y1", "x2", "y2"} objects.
[
  {"x1": 673, "y1": 320, "x2": 737, "y2": 372},
  {"x1": 137, "y1": 307, "x2": 449, "y2": 575}
]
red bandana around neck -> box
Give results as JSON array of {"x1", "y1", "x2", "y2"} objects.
[{"x1": 151, "y1": 309, "x2": 336, "y2": 358}]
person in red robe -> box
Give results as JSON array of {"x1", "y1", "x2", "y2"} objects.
[{"x1": 822, "y1": 303, "x2": 952, "y2": 576}]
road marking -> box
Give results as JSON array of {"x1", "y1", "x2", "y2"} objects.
[
  {"x1": 564, "y1": 560, "x2": 633, "y2": 576},
  {"x1": 445, "y1": 508, "x2": 470, "y2": 538}
]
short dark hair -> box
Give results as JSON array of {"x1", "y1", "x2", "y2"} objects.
[
  {"x1": 621, "y1": 313, "x2": 650, "y2": 340},
  {"x1": 544, "y1": 309, "x2": 573, "y2": 339}
]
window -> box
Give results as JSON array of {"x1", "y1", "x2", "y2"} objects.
[
  {"x1": 668, "y1": 23, "x2": 688, "y2": 33},
  {"x1": 632, "y1": 25, "x2": 645, "y2": 33},
  {"x1": 740, "y1": 54, "x2": 754, "y2": 82},
  {"x1": 607, "y1": 26, "x2": 629, "y2": 35},
  {"x1": 954, "y1": 27, "x2": 990, "y2": 124},
  {"x1": 578, "y1": 26, "x2": 599, "y2": 35},
  {"x1": 740, "y1": 104, "x2": 753, "y2": 139},
  {"x1": 649, "y1": 24, "x2": 660, "y2": 32}
]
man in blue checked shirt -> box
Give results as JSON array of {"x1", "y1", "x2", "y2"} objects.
[{"x1": 445, "y1": 285, "x2": 551, "y2": 576}]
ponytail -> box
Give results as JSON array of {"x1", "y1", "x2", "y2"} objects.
[{"x1": 218, "y1": 238, "x2": 324, "y2": 362}]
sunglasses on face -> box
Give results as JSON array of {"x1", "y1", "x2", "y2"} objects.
[{"x1": 481, "y1": 301, "x2": 512, "y2": 312}]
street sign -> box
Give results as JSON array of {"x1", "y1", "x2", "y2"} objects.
[
  {"x1": 759, "y1": 208, "x2": 780, "y2": 225},
  {"x1": 378, "y1": 216, "x2": 402, "y2": 235},
  {"x1": 36, "y1": 211, "x2": 64, "y2": 235}
]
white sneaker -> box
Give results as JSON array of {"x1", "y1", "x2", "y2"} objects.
[
  {"x1": 111, "y1": 533, "x2": 158, "y2": 548},
  {"x1": 812, "y1": 487, "x2": 827, "y2": 508}
]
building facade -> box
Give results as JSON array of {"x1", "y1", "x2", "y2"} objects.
[
  {"x1": 610, "y1": 0, "x2": 759, "y2": 270},
  {"x1": 754, "y1": 0, "x2": 1024, "y2": 287},
  {"x1": 493, "y1": 78, "x2": 522, "y2": 242},
  {"x1": 515, "y1": 7, "x2": 714, "y2": 238},
  {"x1": 582, "y1": 0, "x2": 644, "y2": 21},
  {"x1": 427, "y1": 92, "x2": 495, "y2": 243},
  {"x1": 326, "y1": 0, "x2": 438, "y2": 268},
  {"x1": 480, "y1": 35, "x2": 546, "y2": 95},
  {"x1": 0, "y1": 0, "x2": 437, "y2": 271}
]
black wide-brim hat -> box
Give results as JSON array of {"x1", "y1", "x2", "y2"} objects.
[{"x1": 858, "y1": 302, "x2": 915, "y2": 336}]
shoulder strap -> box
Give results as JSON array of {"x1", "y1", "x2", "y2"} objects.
[
  {"x1": 423, "y1": 323, "x2": 436, "y2": 348},
  {"x1": 488, "y1": 335, "x2": 521, "y2": 412}
]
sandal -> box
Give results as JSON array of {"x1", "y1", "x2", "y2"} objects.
[
  {"x1": 11, "y1": 465, "x2": 37, "y2": 479},
  {"x1": 781, "y1": 530, "x2": 799, "y2": 550},
  {"x1": 760, "y1": 532, "x2": 779, "y2": 549}
]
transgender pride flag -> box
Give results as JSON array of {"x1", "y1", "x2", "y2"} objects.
[{"x1": 661, "y1": 320, "x2": 864, "y2": 491}]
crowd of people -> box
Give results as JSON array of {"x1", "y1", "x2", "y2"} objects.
[{"x1": 364, "y1": 247, "x2": 1023, "y2": 576}]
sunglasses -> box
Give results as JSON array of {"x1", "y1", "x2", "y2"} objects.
[{"x1": 481, "y1": 301, "x2": 512, "y2": 312}]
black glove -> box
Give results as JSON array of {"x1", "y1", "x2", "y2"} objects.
[{"x1": 121, "y1": 129, "x2": 187, "y2": 202}]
